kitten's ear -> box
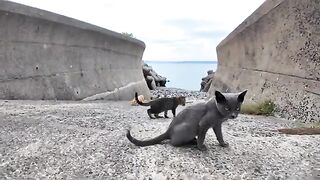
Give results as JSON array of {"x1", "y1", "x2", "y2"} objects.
[
  {"x1": 215, "y1": 90, "x2": 226, "y2": 103},
  {"x1": 238, "y1": 90, "x2": 248, "y2": 103}
]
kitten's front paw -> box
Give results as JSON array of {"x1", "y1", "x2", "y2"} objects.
[
  {"x1": 197, "y1": 144, "x2": 208, "y2": 151},
  {"x1": 219, "y1": 142, "x2": 229, "y2": 147}
]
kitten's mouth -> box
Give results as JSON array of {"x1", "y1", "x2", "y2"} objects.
[{"x1": 230, "y1": 115, "x2": 237, "y2": 119}]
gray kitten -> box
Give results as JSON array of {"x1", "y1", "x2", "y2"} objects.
[{"x1": 127, "y1": 90, "x2": 247, "y2": 151}]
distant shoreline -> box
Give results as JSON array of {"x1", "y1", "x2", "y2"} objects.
[{"x1": 144, "y1": 60, "x2": 217, "y2": 64}]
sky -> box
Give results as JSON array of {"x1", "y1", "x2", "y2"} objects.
[{"x1": 10, "y1": 0, "x2": 265, "y2": 61}]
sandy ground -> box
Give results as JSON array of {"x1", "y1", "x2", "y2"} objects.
[{"x1": 0, "y1": 100, "x2": 319, "y2": 179}]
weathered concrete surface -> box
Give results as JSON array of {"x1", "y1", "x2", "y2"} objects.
[
  {"x1": 209, "y1": 0, "x2": 320, "y2": 123},
  {"x1": 0, "y1": 100, "x2": 319, "y2": 179},
  {"x1": 0, "y1": 1, "x2": 150, "y2": 100}
]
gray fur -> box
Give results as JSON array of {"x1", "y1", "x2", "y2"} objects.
[{"x1": 127, "y1": 90, "x2": 247, "y2": 150}]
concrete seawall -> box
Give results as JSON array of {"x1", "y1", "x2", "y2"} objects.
[
  {"x1": 0, "y1": 1, "x2": 150, "y2": 100},
  {"x1": 209, "y1": 0, "x2": 320, "y2": 123}
]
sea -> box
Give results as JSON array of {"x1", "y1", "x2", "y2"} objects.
[{"x1": 144, "y1": 61, "x2": 217, "y2": 91}]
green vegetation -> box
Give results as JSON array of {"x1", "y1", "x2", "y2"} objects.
[
  {"x1": 121, "y1": 32, "x2": 134, "y2": 38},
  {"x1": 295, "y1": 121, "x2": 320, "y2": 128},
  {"x1": 310, "y1": 122, "x2": 320, "y2": 128},
  {"x1": 240, "y1": 100, "x2": 275, "y2": 116}
]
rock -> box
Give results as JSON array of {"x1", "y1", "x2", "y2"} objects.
[
  {"x1": 145, "y1": 76, "x2": 157, "y2": 90},
  {"x1": 142, "y1": 63, "x2": 167, "y2": 90},
  {"x1": 200, "y1": 70, "x2": 215, "y2": 92}
]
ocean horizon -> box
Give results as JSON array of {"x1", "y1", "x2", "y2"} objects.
[{"x1": 144, "y1": 60, "x2": 217, "y2": 91}]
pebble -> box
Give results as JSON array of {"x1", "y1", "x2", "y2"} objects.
[
  {"x1": 0, "y1": 97, "x2": 318, "y2": 179},
  {"x1": 151, "y1": 87, "x2": 208, "y2": 100}
]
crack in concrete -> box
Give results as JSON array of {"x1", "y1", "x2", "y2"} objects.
[
  {"x1": 0, "y1": 39, "x2": 141, "y2": 58},
  {"x1": 241, "y1": 67, "x2": 320, "y2": 82},
  {"x1": 305, "y1": 90, "x2": 320, "y2": 97},
  {"x1": 0, "y1": 69, "x2": 130, "y2": 83},
  {"x1": 0, "y1": 71, "x2": 82, "y2": 83}
]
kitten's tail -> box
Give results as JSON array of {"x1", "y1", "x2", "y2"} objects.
[
  {"x1": 126, "y1": 130, "x2": 169, "y2": 146},
  {"x1": 135, "y1": 92, "x2": 150, "y2": 106}
]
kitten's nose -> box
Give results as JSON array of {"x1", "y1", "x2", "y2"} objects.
[{"x1": 230, "y1": 113, "x2": 237, "y2": 119}]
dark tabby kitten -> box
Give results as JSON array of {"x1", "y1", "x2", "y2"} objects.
[
  {"x1": 135, "y1": 92, "x2": 186, "y2": 119},
  {"x1": 128, "y1": 90, "x2": 247, "y2": 151}
]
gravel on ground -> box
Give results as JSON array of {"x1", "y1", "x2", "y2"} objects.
[
  {"x1": 150, "y1": 87, "x2": 208, "y2": 101},
  {"x1": 0, "y1": 89, "x2": 319, "y2": 179}
]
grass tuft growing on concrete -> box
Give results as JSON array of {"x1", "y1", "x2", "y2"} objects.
[
  {"x1": 309, "y1": 122, "x2": 320, "y2": 128},
  {"x1": 240, "y1": 100, "x2": 275, "y2": 116},
  {"x1": 295, "y1": 121, "x2": 320, "y2": 129}
]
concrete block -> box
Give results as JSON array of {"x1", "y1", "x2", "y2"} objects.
[
  {"x1": 0, "y1": 1, "x2": 150, "y2": 100},
  {"x1": 209, "y1": 0, "x2": 320, "y2": 123}
]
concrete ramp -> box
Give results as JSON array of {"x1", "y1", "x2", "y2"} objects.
[
  {"x1": 0, "y1": 1, "x2": 150, "y2": 100},
  {"x1": 209, "y1": 0, "x2": 320, "y2": 123}
]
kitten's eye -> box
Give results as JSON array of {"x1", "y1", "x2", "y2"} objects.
[
  {"x1": 236, "y1": 107, "x2": 240, "y2": 111},
  {"x1": 225, "y1": 107, "x2": 230, "y2": 111}
]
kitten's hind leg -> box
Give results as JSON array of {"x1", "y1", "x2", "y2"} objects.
[
  {"x1": 155, "y1": 114, "x2": 163, "y2": 118},
  {"x1": 180, "y1": 137, "x2": 198, "y2": 146},
  {"x1": 164, "y1": 111, "x2": 169, "y2": 118},
  {"x1": 170, "y1": 124, "x2": 195, "y2": 146},
  {"x1": 187, "y1": 137, "x2": 197, "y2": 145},
  {"x1": 147, "y1": 109, "x2": 155, "y2": 119},
  {"x1": 171, "y1": 108, "x2": 176, "y2": 117}
]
